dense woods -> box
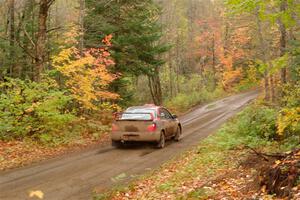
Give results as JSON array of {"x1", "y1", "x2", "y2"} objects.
[
  {"x1": 0, "y1": 0, "x2": 299, "y2": 154},
  {"x1": 0, "y1": 0, "x2": 299, "y2": 198}
]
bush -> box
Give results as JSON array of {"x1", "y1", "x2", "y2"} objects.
[
  {"x1": 277, "y1": 107, "x2": 300, "y2": 137},
  {"x1": 277, "y1": 81, "x2": 300, "y2": 137},
  {"x1": 220, "y1": 104, "x2": 278, "y2": 141},
  {"x1": 281, "y1": 82, "x2": 300, "y2": 108},
  {"x1": 0, "y1": 78, "x2": 76, "y2": 142},
  {"x1": 165, "y1": 87, "x2": 225, "y2": 113},
  {"x1": 216, "y1": 101, "x2": 300, "y2": 151},
  {"x1": 233, "y1": 65, "x2": 260, "y2": 92}
]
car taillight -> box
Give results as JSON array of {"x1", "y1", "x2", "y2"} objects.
[
  {"x1": 112, "y1": 123, "x2": 119, "y2": 132},
  {"x1": 147, "y1": 123, "x2": 157, "y2": 132}
]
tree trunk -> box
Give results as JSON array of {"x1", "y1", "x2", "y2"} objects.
[
  {"x1": 30, "y1": 0, "x2": 36, "y2": 80},
  {"x1": 264, "y1": 74, "x2": 270, "y2": 101},
  {"x1": 8, "y1": 0, "x2": 15, "y2": 77},
  {"x1": 255, "y1": 6, "x2": 270, "y2": 101},
  {"x1": 279, "y1": 0, "x2": 287, "y2": 84},
  {"x1": 79, "y1": 0, "x2": 85, "y2": 55},
  {"x1": 175, "y1": 36, "x2": 180, "y2": 95},
  {"x1": 148, "y1": 68, "x2": 163, "y2": 105},
  {"x1": 211, "y1": 34, "x2": 217, "y2": 90},
  {"x1": 187, "y1": 0, "x2": 196, "y2": 71},
  {"x1": 168, "y1": 52, "x2": 173, "y2": 98},
  {"x1": 270, "y1": 75, "x2": 276, "y2": 102},
  {"x1": 34, "y1": 0, "x2": 52, "y2": 82}
]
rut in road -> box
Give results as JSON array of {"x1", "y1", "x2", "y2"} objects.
[{"x1": 0, "y1": 90, "x2": 259, "y2": 200}]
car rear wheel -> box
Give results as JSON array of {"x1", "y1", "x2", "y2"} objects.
[
  {"x1": 174, "y1": 126, "x2": 182, "y2": 142},
  {"x1": 156, "y1": 132, "x2": 165, "y2": 149}
]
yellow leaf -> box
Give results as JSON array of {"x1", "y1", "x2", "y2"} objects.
[
  {"x1": 261, "y1": 185, "x2": 266, "y2": 193},
  {"x1": 29, "y1": 190, "x2": 44, "y2": 199}
]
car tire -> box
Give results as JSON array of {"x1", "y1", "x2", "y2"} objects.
[
  {"x1": 174, "y1": 126, "x2": 181, "y2": 142},
  {"x1": 112, "y1": 140, "x2": 123, "y2": 148},
  {"x1": 156, "y1": 132, "x2": 165, "y2": 149}
]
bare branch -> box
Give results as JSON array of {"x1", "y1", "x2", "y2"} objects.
[
  {"x1": 47, "y1": 0, "x2": 55, "y2": 7},
  {"x1": 0, "y1": 36, "x2": 36, "y2": 59},
  {"x1": 22, "y1": 25, "x2": 36, "y2": 47},
  {"x1": 47, "y1": 26, "x2": 61, "y2": 33}
]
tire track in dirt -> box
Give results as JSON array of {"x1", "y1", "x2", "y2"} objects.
[{"x1": 0, "y1": 90, "x2": 259, "y2": 200}]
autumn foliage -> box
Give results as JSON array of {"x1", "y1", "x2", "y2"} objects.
[
  {"x1": 194, "y1": 16, "x2": 249, "y2": 91},
  {"x1": 0, "y1": 35, "x2": 118, "y2": 143},
  {"x1": 52, "y1": 35, "x2": 119, "y2": 110}
]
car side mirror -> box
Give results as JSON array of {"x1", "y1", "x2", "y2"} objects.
[{"x1": 172, "y1": 114, "x2": 178, "y2": 119}]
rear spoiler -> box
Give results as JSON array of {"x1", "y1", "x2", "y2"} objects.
[{"x1": 113, "y1": 112, "x2": 154, "y2": 121}]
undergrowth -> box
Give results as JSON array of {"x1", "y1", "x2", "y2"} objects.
[
  {"x1": 165, "y1": 87, "x2": 226, "y2": 114},
  {"x1": 95, "y1": 102, "x2": 300, "y2": 199},
  {"x1": 0, "y1": 78, "x2": 112, "y2": 146}
]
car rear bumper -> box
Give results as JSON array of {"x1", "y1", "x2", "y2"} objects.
[{"x1": 111, "y1": 131, "x2": 161, "y2": 142}]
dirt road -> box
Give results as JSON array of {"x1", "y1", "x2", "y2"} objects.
[{"x1": 0, "y1": 90, "x2": 259, "y2": 200}]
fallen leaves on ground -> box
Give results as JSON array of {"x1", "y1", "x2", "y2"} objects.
[
  {"x1": 0, "y1": 133, "x2": 110, "y2": 171},
  {"x1": 103, "y1": 147, "x2": 300, "y2": 200}
]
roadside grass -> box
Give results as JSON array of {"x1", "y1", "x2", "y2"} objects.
[
  {"x1": 164, "y1": 87, "x2": 226, "y2": 114},
  {"x1": 94, "y1": 103, "x2": 300, "y2": 200},
  {"x1": 94, "y1": 122, "x2": 247, "y2": 199}
]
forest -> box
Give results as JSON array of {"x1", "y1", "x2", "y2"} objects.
[
  {"x1": 0, "y1": 0, "x2": 300, "y2": 199},
  {"x1": 1, "y1": 0, "x2": 299, "y2": 142}
]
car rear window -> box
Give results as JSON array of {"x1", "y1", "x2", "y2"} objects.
[
  {"x1": 120, "y1": 108, "x2": 156, "y2": 120},
  {"x1": 120, "y1": 113, "x2": 153, "y2": 120}
]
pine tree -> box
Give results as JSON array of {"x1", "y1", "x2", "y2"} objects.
[{"x1": 84, "y1": 0, "x2": 169, "y2": 105}]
